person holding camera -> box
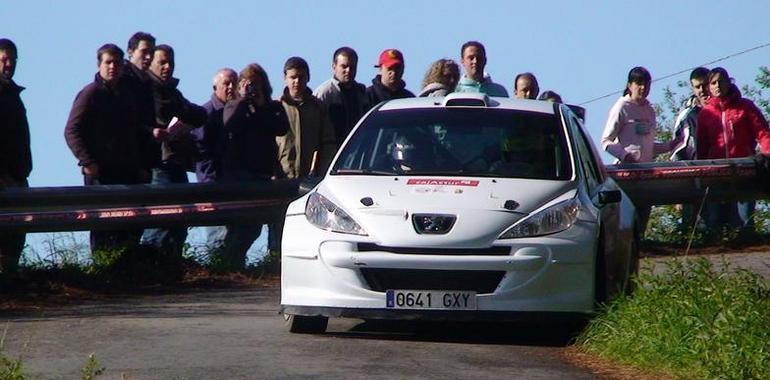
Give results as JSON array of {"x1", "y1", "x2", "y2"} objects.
[{"x1": 211, "y1": 63, "x2": 288, "y2": 270}]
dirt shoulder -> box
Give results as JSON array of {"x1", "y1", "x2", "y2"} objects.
[
  {"x1": 0, "y1": 267, "x2": 279, "y2": 312},
  {"x1": 641, "y1": 242, "x2": 770, "y2": 279}
]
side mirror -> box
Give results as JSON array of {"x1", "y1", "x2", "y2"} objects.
[{"x1": 598, "y1": 190, "x2": 621, "y2": 205}]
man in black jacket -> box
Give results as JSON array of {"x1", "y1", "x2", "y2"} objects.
[
  {"x1": 0, "y1": 38, "x2": 32, "y2": 274},
  {"x1": 140, "y1": 44, "x2": 207, "y2": 262},
  {"x1": 64, "y1": 44, "x2": 146, "y2": 255},
  {"x1": 365, "y1": 49, "x2": 414, "y2": 110},
  {"x1": 122, "y1": 31, "x2": 158, "y2": 172}
]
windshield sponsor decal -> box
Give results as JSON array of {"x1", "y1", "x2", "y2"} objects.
[{"x1": 406, "y1": 179, "x2": 480, "y2": 186}]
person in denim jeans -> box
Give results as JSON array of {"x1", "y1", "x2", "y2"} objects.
[
  {"x1": 191, "y1": 68, "x2": 239, "y2": 263},
  {"x1": 140, "y1": 45, "x2": 207, "y2": 261}
]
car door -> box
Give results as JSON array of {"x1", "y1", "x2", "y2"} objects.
[{"x1": 562, "y1": 106, "x2": 626, "y2": 295}]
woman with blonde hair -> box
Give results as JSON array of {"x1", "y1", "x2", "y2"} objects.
[{"x1": 418, "y1": 59, "x2": 460, "y2": 97}]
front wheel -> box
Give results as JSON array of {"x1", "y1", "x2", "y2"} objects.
[
  {"x1": 622, "y1": 228, "x2": 640, "y2": 296},
  {"x1": 284, "y1": 313, "x2": 328, "y2": 334},
  {"x1": 594, "y1": 236, "x2": 609, "y2": 306}
]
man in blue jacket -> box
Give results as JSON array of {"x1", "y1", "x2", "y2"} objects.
[{"x1": 192, "y1": 68, "x2": 238, "y2": 183}]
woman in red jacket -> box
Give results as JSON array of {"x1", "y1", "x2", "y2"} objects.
[{"x1": 696, "y1": 67, "x2": 770, "y2": 236}]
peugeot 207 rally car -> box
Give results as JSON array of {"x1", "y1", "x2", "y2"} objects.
[{"x1": 281, "y1": 93, "x2": 639, "y2": 333}]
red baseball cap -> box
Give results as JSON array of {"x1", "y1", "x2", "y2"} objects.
[{"x1": 375, "y1": 49, "x2": 404, "y2": 69}]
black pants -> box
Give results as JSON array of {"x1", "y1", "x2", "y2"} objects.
[
  {"x1": 84, "y1": 169, "x2": 145, "y2": 256},
  {"x1": 0, "y1": 176, "x2": 28, "y2": 273}
]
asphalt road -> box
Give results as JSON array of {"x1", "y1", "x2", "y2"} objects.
[{"x1": 0, "y1": 288, "x2": 595, "y2": 379}]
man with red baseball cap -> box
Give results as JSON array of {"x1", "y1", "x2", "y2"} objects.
[{"x1": 365, "y1": 48, "x2": 414, "y2": 110}]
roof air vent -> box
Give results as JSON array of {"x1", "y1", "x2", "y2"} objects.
[{"x1": 442, "y1": 93, "x2": 489, "y2": 107}]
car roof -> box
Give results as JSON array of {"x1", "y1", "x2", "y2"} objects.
[{"x1": 377, "y1": 93, "x2": 557, "y2": 115}]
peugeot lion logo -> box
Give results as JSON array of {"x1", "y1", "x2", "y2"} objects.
[{"x1": 412, "y1": 214, "x2": 457, "y2": 235}]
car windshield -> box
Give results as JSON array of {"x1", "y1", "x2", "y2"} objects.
[{"x1": 331, "y1": 108, "x2": 572, "y2": 180}]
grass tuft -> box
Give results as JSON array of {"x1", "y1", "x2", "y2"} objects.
[
  {"x1": 576, "y1": 257, "x2": 770, "y2": 379},
  {"x1": 0, "y1": 326, "x2": 25, "y2": 380},
  {"x1": 80, "y1": 353, "x2": 104, "y2": 380}
]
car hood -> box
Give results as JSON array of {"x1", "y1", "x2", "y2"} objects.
[{"x1": 314, "y1": 175, "x2": 576, "y2": 246}]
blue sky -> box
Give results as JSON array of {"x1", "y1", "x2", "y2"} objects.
[
  {"x1": 4, "y1": 0, "x2": 769, "y2": 186},
  {"x1": 4, "y1": 1, "x2": 770, "y2": 258}
]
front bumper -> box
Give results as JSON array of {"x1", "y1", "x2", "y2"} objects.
[{"x1": 281, "y1": 215, "x2": 598, "y2": 318}]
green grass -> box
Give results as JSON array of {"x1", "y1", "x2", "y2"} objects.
[
  {"x1": 1, "y1": 326, "x2": 25, "y2": 380},
  {"x1": 0, "y1": 354, "x2": 24, "y2": 380},
  {"x1": 0, "y1": 350, "x2": 104, "y2": 380},
  {"x1": 576, "y1": 257, "x2": 770, "y2": 379}
]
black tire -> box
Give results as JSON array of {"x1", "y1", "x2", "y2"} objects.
[
  {"x1": 284, "y1": 314, "x2": 328, "y2": 334},
  {"x1": 594, "y1": 230, "x2": 609, "y2": 306},
  {"x1": 623, "y1": 228, "x2": 640, "y2": 296}
]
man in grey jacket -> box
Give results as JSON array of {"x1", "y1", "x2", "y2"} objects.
[{"x1": 313, "y1": 47, "x2": 367, "y2": 147}]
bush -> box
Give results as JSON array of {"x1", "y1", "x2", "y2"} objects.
[
  {"x1": 576, "y1": 258, "x2": 770, "y2": 379},
  {"x1": 645, "y1": 205, "x2": 689, "y2": 243}
]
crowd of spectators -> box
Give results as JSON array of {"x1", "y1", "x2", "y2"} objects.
[
  {"x1": 601, "y1": 66, "x2": 770, "y2": 240},
  {"x1": 1, "y1": 33, "x2": 768, "y2": 274}
]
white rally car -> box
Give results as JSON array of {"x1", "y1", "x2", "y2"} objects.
[{"x1": 281, "y1": 93, "x2": 639, "y2": 333}]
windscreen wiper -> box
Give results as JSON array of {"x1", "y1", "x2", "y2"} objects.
[
  {"x1": 407, "y1": 170, "x2": 496, "y2": 177},
  {"x1": 331, "y1": 168, "x2": 396, "y2": 176}
]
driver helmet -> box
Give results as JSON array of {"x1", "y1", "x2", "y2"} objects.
[{"x1": 391, "y1": 135, "x2": 416, "y2": 163}]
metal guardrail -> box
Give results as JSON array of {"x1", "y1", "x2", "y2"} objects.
[
  {"x1": 0, "y1": 179, "x2": 304, "y2": 232},
  {"x1": 605, "y1": 156, "x2": 768, "y2": 206},
  {"x1": 2, "y1": 156, "x2": 769, "y2": 233}
]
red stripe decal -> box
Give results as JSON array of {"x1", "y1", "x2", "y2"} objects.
[{"x1": 406, "y1": 179, "x2": 480, "y2": 186}]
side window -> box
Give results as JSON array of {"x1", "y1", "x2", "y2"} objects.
[{"x1": 570, "y1": 115, "x2": 601, "y2": 192}]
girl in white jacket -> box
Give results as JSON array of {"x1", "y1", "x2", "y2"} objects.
[
  {"x1": 601, "y1": 66, "x2": 677, "y2": 164},
  {"x1": 601, "y1": 66, "x2": 679, "y2": 233}
]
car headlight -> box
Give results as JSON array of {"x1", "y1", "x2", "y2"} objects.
[
  {"x1": 499, "y1": 198, "x2": 579, "y2": 239},
  {"x1": 305, "y1": 192, "x2": 367, "y2": 235}
]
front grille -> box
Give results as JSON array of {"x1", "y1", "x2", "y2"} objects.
[
  {"x1": 360, "y1": 268, "x2": 505, "y2": 294},
  {"x1": 357, "y1": 243, "x2": 510, "y2": 256}
]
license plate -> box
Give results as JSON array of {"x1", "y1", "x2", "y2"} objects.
[{"x1": 386, "y1": 290, "x2": 477, "y2": 310}]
